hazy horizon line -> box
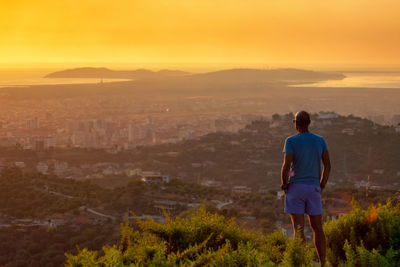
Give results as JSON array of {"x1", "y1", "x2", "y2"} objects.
[{"x1": 1, "y1": 62, "x2": 400, "y2": 73}]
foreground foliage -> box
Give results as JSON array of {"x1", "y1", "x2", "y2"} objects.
[
  {"x1": 324, "y1": 200, "x2": 400, "y2": 267},
  {"x1": 66, "y1": 208, "x2": 313, "y2": 266},
  {"x1": 66, "y1": 201, "x2": 400, "y2": 267}
]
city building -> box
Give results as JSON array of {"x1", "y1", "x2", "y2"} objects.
[
  {"x1": 141, "y1": 171, "x2": 170, "y2": 184},
  {"x1": 36, "y1": 162, "x2": 49, "y2": 174},
  {"x1": 232, "y1": 185, "x2": 252, "y2": 194}
]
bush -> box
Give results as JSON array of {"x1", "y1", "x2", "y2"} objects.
[
  {"x1": 65, "y1": 247, "x2": 99, "y2": 267},
  {"x1": 66, "y1": 202, "x2": 400, "y2": 266},
  {"x1": 281, "y1": 237, "x2": 314, "y2": 267},
  {"x1": 324, "y1": 200, "x2": 400, "y2": 266},
  {"x1": 65, "y1": 207, "x2": 288, "y2": 266}
]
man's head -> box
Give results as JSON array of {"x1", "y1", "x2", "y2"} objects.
[{"x1": 293, "y1": 111, "x2": 311, "y2": 132}]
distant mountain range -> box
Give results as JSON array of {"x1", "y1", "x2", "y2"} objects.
[{"x1": 45, "y1": 67, "x2": 345, "y2": 84}]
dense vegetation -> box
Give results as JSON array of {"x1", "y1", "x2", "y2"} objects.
[
  {"x1": 0, "y1": 167, "x2": 110, "y2": 218},
  {"x1": 66, "y1": 201, "x2": 400, "y2": 267},
  {"x1": 325, "y1": 201, "x2": 400, "y2": 266},
  {"x1": 66, "y1": 208, "x2": 313, "y2": 266}
]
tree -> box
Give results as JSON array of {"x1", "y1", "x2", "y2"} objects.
[{"x1": 1, "y1": 166, "x2": 23, "y2": 180}]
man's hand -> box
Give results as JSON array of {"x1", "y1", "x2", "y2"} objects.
[
  {"x1": 281, "y1": 183, "x2": 289, "y2": 194},
  {"x1": 281, "y1": 153, "x2": 293, "y2": 192},
  {"x1": 320, "y1": 151, "x2": 331, "y2": 193},
  {"x1": 320, "y1": 185, "x2": 324, "y2": 194}
]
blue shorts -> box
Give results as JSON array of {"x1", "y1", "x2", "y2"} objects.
[{"x1": 285, "y1": 183, "x2": 322, "y2": 215}]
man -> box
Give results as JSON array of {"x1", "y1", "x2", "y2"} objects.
[{"x1": 281, "y1": 111, "x2": 331, "y2": 266}]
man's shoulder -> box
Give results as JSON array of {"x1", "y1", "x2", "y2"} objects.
[
  {"x1": 309, "y1": 132, "x2": 325, "y2": 140},
  {"x1": 286, "y1": 133, "x2": 326, "y2": 142},
  {"x1": 286, "y1": 134, "x2": 299, "y2": 141},
  {"x1": 309, "y1": 133, "x2": 328, "y2": 148}
]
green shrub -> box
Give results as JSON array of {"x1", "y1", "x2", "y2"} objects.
[
  {"x1": 65, "y1": 207, "x2": 284, "y2": 266},
  {"x1": 260, "y1": 230, "x2": 289, "y2": 263},
  {"x1": 281, "y1": 237, "x2": 314, "y2": 267},
  {"x1": 136, "y1": 208, "x2": 256, "y2": 252},
  {"x1": 65, "y1": 247, "x2": 99, "y2": 267},
  {"x1": 324, "y1": 200, "x2": 400, "y2": 266},
  {"x1": 66, "y1": 203, "x2": 400, "y2": 267}
]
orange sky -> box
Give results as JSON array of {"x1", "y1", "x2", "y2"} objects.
[{"x1": 1, "y1": 0, "x2": 400, "y2": 69}]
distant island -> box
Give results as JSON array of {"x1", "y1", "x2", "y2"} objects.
[
  {"x1": 45, "y1": 67, "x2": 345, "y2": 84},
  {"x1": 45, "y1": 67, "x2": 190, "y2": 79},
  {"x1": 187, "y1": 68, "x2": 345, "y2": 84}
]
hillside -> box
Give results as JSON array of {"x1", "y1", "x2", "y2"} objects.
[
  {"x1": 0, "y1": 113, "x2": 398, "y2": 205},
  {"x1": 0, "y1": 113, "x2": 399, "y2": 266}
]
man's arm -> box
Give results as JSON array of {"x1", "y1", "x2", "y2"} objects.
[
  {"x1": 320, "y1": 151, "x2": 331, "y2": 192},
  {"x1": 281, "y1": 153, "x2": 293, "y2": 193}
]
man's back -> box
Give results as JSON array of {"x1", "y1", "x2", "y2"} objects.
[
  {"x1": 281, "y1": 111, "x2": 331, "y2": 266},
  {"x1": 283, "y1": 132, "x2": 328, "y2": 186}
]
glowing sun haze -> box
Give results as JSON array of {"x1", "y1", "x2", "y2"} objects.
[{"x1": 1, "y1": 0, "x2": 400, "y2": 68}]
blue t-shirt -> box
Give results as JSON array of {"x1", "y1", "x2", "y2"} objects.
[{"x1": 283, "y1": 132, "x2": 328, "y2": 186}]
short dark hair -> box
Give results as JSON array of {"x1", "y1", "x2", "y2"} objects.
[{"x1": 294, "y1": 111, "x2": 311, "y2": 126}]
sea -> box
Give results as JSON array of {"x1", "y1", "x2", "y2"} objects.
[{"x1": 293, "y1": 72, "x2": 400, "y2": 88}]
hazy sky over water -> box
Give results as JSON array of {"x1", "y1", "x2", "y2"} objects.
[{"x1": 1, "y1": 0, "x2": 400, "y2": 68}]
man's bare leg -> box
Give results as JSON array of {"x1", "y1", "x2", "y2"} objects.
[
  {"x1": 308, "y1": 215, "x2": 326, "y2": 266},
  {"x1": 290, "y1": 214, "x2": 305, "y2": 241}
]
